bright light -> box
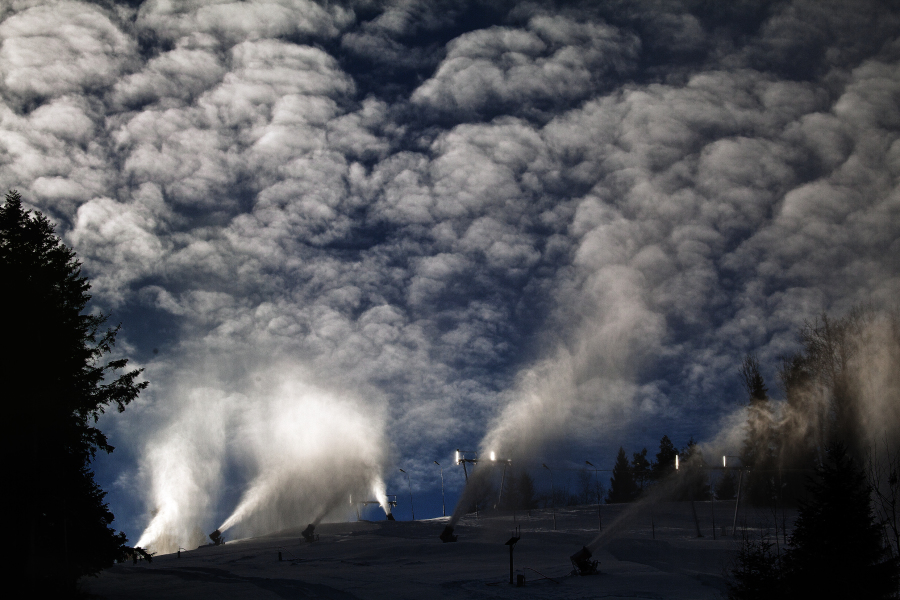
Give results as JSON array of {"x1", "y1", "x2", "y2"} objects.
[
  {"x1": 675, "y1": 455, "x2": 679, "y2": 470},
  {"x1": 723, "y1": 455, "x2": 727, "y2": 468},
  {"x1": 455, "y1": 450, "x2": 460, "y2": 464},
  {"x1": 490, "y1": 451, "x2": 496, "y2": 461}
]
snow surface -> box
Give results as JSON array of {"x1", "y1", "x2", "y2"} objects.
[{"x1": 83, "y1": 502, "x2": 796, "y2": 599}]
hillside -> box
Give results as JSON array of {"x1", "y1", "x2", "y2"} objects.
[{"x1": 84, "y1": 502, "x2": 795, "y2": 599}]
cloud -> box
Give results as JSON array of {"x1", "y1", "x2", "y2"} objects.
[
  {"x1": 0, "y1": 1, "x2": 136, "y2": 104},
  {"x1": 411, "y1": 14, "x2": 640, "y2": 119},
  {"x1": 136, "y1": 0, "x2": 351, "y2": 48},
  {"x1": 2, "y1": 0, "x2": 899, "y2": 543},
  {"x1": 112, "y1": 44, "x2": 227, "y2": 109}
]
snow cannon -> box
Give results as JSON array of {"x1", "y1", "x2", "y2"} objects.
[
  {"x1": 209, "y1": 529, "x2": 224, "y2": 546},
  {"x1": 301, "y1": 523, "x2": 319, "y2": 543},
  {"x1": 386, "y1": 513, "x2": 396, "y2": 521},
  {"x1": 570, "y1": 546, "x2": 599, "y2": 575},
  {"x1": 439, "y1": 525, "x2": 457, "y2": 543}
]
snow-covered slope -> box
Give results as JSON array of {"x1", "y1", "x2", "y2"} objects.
[{"x1": 84, "y1": 502, "x2": 793, "y2": 599}]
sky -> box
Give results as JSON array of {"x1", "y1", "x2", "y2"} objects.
[{"x1": 2, "y1": 0, "x2": 899, "y2": 547}]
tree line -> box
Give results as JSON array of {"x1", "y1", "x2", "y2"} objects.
[{"x1": 605, "y1": 435, "x2": 739, "y2": 503}]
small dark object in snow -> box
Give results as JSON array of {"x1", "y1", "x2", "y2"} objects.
[
  {"x1": 386, "y1": 513, "x2": 395, "y2": 521},
  {"x1": 439, "y1": 525, "x2": 457, "y2": 543},
  {"x1": 123, "y1": 546, "x2": 154, "y2": 564},
  {"x1": 302, "y1": 524, "x2": 319, "y2": 542},
  {"x1": 570, "y1": 546, "x2": 599, "y2": 575},
  {"x1": 209, "y1": 529, "x2": 224, "y2": 546}
]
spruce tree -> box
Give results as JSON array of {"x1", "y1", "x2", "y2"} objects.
[
  {"x1": 678, "y1": 438, "x2": 711, "y2": 501},
  {"x1": 517, "y1": 471, "x2": 537, "y2": 510},
  {"x1": 739, "y1": 355, "x2": 777, "y2": 506},
  {"x1": 727, "y1": 535, "x2": 784, "y2": 600},
  {"x1": 607, "y1": 447, "x2": 638, "y2": 503},
  {"x1": 501, "y1": 471, "x2": 519, "y2": 510},
  {"x1": 783, "y1": 442, "x2": 899, "y2": 598},
  {"x1": 1, "y1": 191, "x2": 147, "y2": 592},
  {"x1": 632, "y1": 447, "x2": 651, "y2": 492},
  {"x1": 651, "y1": 435, "x2": 678, "y2": 481},
  {"x1": 716, "y1": 468, "x2": 737, "y2": 501}
]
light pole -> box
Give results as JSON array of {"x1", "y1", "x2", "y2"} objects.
[
  {"x1": 399, "y1": 468, "x2": 415, "y2": 521},
  {"x1": 434, "y1": 461, "x2": 445, "y2": 517},
  {"x1": 726, "y1": 455, "x2": 744, "y2": 536},
  {"x1": 586, "y1": 460, "x2": 601, "y2": 531},
  {"x1": 543, "y1": 463, "x2": 556, "y2": 530}
]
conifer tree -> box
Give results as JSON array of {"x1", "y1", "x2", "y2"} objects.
[
  {"x1": 783, "y1": 443, "x2": 899, "y2": 598},
  {"x1": 727, "y1": 535, "x2": 784, "y2": 600},
  {"x1": 651, "y1": 435, "x2": 678, "y2": 481},
  {"x1": 518, "y1": 471, "x2": 537, "y2": 510},
  {"x1": 501, "y1": 470, "x2": 538, "y2": 511},
  {"x1": 1, "y1": 191, "x2": 147, "y2": 592},
  {"x1": 728, "y1": 443, "x2": 900, "y2": 599},
  {"x1": 739, "y1": 355, "x2": 777, "y2": 506},
  {"x1": 632, "y1": 447, "x2": 651, "y2": 492},
  {"x1": 607, "y1": 447, "x2": 638, "y2": 503},
  {"x1": 716, "y1": 468, "x2": 737, "y2": 501},
  {"x1": 678, "y1": 437, "x2": 711, "y2": 501}
]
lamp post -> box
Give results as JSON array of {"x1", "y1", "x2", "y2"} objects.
[
  {"x1": 726, "y1": 455, "x2": 743, "y2": 536},
  {"x1": 434, "y1": 461, "x2": 445, "y2": 517},
  {"x1": 399, "y1": 468, "x2": 415, "y2": 521},
  {"x1": 585, "y1": 460, "x2": 601, "y2": 531},
  {"x1": 543, "y1": 463, "x2": 556, "y2": 530}
]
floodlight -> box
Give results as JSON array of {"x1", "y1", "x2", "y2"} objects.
[
  {"x1": 723, "y1": 455, "x2": 727, "y2": 468},
  {"x1": 490, "y1": 451, "x2": 496, "y2": 461},
  {"x1": 675, "y1": 455, "x2": 679, "y2": 470}
]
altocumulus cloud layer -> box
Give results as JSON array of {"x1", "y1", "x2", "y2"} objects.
[{"x1": 2, "y1": 0, "x2": 899, "y2": 550}]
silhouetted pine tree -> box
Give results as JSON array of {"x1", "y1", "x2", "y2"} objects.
[
  {"x1": 716, "y1": 468, "x2": 737, "y2": 501},
  {"x1": 727, "y1": 535, "x2": 785, "y2": 600},
  {"x1": 677, "y1": 438, "x2": 711, "y2": 501},
  {"x1": 774, "y1": 352, "x2": 819, "y2": 506},
  {"x1": 728, "y1": 443, "x2": 900, "y2": 599},
  {"x1": 517, "y1": 471, "x2": 537, "y2": 510},
  {"x1": 739, "y1": 355, "x2": 777, "y2": 506},
  {"x1": 783, "y1": 442, "x2": 899, "y2": 598},
  {"x1": 1, "y1": 191, "x2": 147, "y2": 593},
  {"x1": 651, "y1": 435, "x2": 678, "y2": 482},
  {"x1": 607, "y1": 447, "x2": 638, "y2": 503},
  {"x1": 632, "y1": 447, "x2": 651, "y2": 493},
  {"x1": 502, "y1": 470, "x2": 537, "y2": 511}
]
